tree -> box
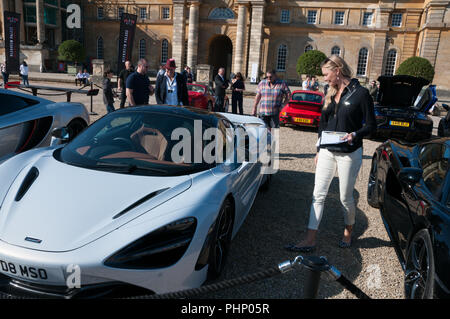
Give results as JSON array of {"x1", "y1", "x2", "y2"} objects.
[
  {"x1": 296, "y1": 50, "x2": 327, "y2": 77},
  {"x1": 396, "y1": 56, "x2": 435, "y2": 83},
  {"x1": 58, "y1": 40, "x2": 86, "y2": 64}
]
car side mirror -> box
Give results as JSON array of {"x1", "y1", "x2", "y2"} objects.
[
  {"x1": 398, "y1": 167, "x2": 423, "y2": 186},
  {"x1": 51, "y1": 127, "x2": 72, "y2": 143}
]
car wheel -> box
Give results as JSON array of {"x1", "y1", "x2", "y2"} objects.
[
  {"x1": 404, "y1": 229, "x2": 435, "y2": 299},
  {"x1": 207, "y1": 199, "x2": 234, "y2": 279},
  {"x1": 207, "y1": 101, "x2": 213, "y2": 112},
  {"x1": 438, "y1": 120, "x2": 444, "y2": 137},
  {"x1": 67, "y1": 118, "x2": 87, "y2": 141},
  {"x1": 259, "y1": 174, "x2": 272, "y2": 192},
  {"x1": 367, "y1": 155, "x2": 380, "y2": 209}
]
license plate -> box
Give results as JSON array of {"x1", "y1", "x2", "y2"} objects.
[
  {"x1": 390, "y1": 121, "x2": 410, "y2": 127},
  {"x1": 0, "y1": 257, "x2": 63, "y2": 284},
  {"x1": 294, "y1": 118, "x2": 312, "y2": 124}
]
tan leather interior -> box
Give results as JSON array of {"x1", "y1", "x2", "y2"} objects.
[{"x1": 130, "y1": 125, "x2": 168, "y2": 161}]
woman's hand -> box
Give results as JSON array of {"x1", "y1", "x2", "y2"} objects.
[{"x1": 341, "y1": 132, "x2": 355, "y2": 145}]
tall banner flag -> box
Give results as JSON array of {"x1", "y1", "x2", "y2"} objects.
[
  {"x1": 3, "y1": 11, "x2": 21, "y2": 74},
  {"x1": 117, "y1": 13, "x2": 137, "y2": 74}
]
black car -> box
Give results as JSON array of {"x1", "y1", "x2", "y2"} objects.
[
  {"x1": 370, "y1": 75, "x2": 437, "y2": 142},
  {"x1": 367, "y1": 137, "x2": 450, "y2": 298},
  {"x1": 438, "y1": 103, "x2": 450, "y2": 137}
]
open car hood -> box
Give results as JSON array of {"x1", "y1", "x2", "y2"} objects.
[{"x1": 377, "y1": 75, "x2": 430, "y2": 108}]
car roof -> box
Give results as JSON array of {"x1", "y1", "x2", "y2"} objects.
[{"x1": 0, "y1": 88, "x2": 52, "y2": 104}]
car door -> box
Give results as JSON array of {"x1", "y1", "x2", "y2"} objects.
[{"x1": 0, "y1": 93, "x2": 38, "y2": 162}]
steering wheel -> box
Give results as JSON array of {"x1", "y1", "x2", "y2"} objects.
[{"x1": 111, "y1": 137, "x2": 135, "y2": 151}]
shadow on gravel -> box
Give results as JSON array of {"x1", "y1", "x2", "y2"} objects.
[
  {"x1": 279, "y1": 153, "x2": 372, "y2": 160},
  {"x1": 197, "y1": 169, "x2": 380, "y2": 299}
]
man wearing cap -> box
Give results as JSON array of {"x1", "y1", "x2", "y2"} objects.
[
  {"x1": 126, "y1": 58, "x2": 154, "y2": 106},
  {"x1": 155, "y1": 59, "x2": 189, "y2": 106}
]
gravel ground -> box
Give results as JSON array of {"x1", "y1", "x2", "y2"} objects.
[{"x1": 6, "y1": 82, "x2": 445, "y2": 299}]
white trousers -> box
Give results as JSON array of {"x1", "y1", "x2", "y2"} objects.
[{"x1": 307, "y1": 147, "x2": 363, "y2": 230}]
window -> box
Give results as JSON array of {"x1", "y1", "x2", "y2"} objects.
[
  {"x1": 24, "y1": 5, "x2": 37, "y2": 23},
  {"x1": 161, "y1": 39, "x2": 169, "y2": 64},
  {"x1": 363, "y1": 12, "x2": 373, "y2": 26},
  {"x1": 392, "y1": 13, "x2": 402, "y2": 27},
  {"x1": 419, "y1": 143, "x2": 449, "y2": 201},
  {"x1": 280, "y1": 9, "x2": 290, "y2": 23},
  {"x1": 334, "y1": 11, "x2": 345, "y2": 25},
  {"x1": 140, "y1": 8, "x2": 147, "y2": 20},
  {"x1": 162, "y1": 7, "x2": 170, "y2": 20},
  {"x1": 97, "y1": 7, "x2": 104, "y2": 19},
  {"x1": 208, "y1": 8, "x2": 235, "y2": 19},
  {"x1": 331, "y1": 46, "x2": 341, "y2": 56},
  {"x1": 307, "y1": 10, "x2": 317, "y2": 24},
  {"x1": 305, "y1": 45, "x2": 313, "y2": 53},
  {"x1": 118, "y1": 7, "x2": 124, "y2": 20},
  {"x1": 0, "y1": 93, "x2": 38, "y2": 116},
  {"x1": 357, "y1": 48, "x2": 369, "y2": 76},
  {"x1": 277, "y1": 44, "x2": 287, "y2": 71},
  {"x1": 97, "y1": 37, "x2": 104, "y2": 59},
  {"x1": 139, "y1": 39, "x2": 146, "y2": 60},
  {"x1": 384, "y1": 49, "x2": 397, "y2": 76},
  {"x1": 44, "y1": 6, "x2": 57, "y2": 25}
]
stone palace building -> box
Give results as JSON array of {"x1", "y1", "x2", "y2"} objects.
[{"x1": 1, "y1": 0, "x2": 450, "y2": 88}]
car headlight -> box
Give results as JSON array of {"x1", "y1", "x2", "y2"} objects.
[{"x1": 104, "y1": 217, "x2": 197, "y2": 269}]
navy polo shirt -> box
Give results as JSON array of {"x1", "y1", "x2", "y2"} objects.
[{"x1": 126, "y1": 71, "x2": 150, "y2": 105}]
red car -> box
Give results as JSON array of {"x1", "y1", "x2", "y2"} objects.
[
  {"x1": 279, "y1": 90, "x2": 324, "y2": 128},
  {"x1": 187, "y1": 83, "x2": 229, "y2": 111}
]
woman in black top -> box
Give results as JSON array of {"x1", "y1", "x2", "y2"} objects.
[
  {"x1": 103, "y1": 69, "x2": 115, "y2": 113},
  {"x1": 285, "y1": 55, "x2": 376, "y2": 253},
  {"x1": 231, "y1": 72, "x2": 245, "y2": 115}
]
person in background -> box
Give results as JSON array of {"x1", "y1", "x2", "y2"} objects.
[
  {"x1": 1, "y1": 61, "x2": 9, "y2": 87},
  {"x1": 182, "y1": 66, "x2": 194, "y2": 84},
  {"x1": 20, "y1": 61, "x2": 29, "y2": 86},
  {"x1": 310, "y1": 76, "x2": 319, "y2": 91},
  {"x1": 323, "y1": 83, "x2": 329, "y2": 96},
  {"x1": 252, "y1": 69, "x2": 291, "y2": 130},
  {"x1": 231, "y1": 72, "x2": 245, "y2": 115},
  {"x1": 118, "y1": 61, "x2": 134, "y2": 108},
  {"x1": 302, "y1": 75, "x2": 311, "y2": 90},
  {"x1": 82, "y1": 69, "x2": 90, "y2": 85},
  {"x1": 155, "y1": 58, "x2": 189, "y2": 106},
  {"x1": 285, "y1": 55, "x2": 376, "y2": 253},
  {"x1": 126, "y1": 58, "x2": 154, "y2": 107},
  {"x1": 75, "y1": 69, "x2": 84, "y2": 86},
  {"x1": 157, "y1": 64, "x2": 166, "y2": 80},
  {"x1": 214, "y1": 67, "x2": 229, "y2": 112},
  {"x1": 369, "y1": 80, "x2": 379, "y2": 102},
  {"x1": 103, "y1": 69, "x2": 116, "y2": 113}
]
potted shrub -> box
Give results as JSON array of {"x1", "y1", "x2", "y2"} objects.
[
  {"x1": 57, "y1": 40, "x2": 86, "y2": 75},
  {"x1": 396, "y1": 56, "x2": 435, "y2": 83}
]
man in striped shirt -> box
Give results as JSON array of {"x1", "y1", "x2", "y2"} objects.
[{"x1": 252, "y1": 70, "x2": 291, "y2": 129}]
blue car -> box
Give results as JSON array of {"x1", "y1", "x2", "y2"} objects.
[{"x1": 370, "y1": 75, "x2": 437, "y2": 142}]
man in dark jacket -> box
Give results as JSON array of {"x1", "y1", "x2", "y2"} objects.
[
  {"x1": 214, "y1": 67, "x2": 229, "y2": 112},
  {"x1": 103, "y1": 69, "x2": 115, "y2": 113},
  {"x1": 118, "y1": 61, "x2": 134, "y2": 108},
  {"x1": 155, "y1": 59, "x2": 189, "y2": 106}
]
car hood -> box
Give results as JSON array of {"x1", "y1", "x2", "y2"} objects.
[
  {"x1": 0, "y1": 155, "x2": 192, "y2": 252},
  {"x1": 376, "y1": 75, "x2": 430, "y2": 109}
]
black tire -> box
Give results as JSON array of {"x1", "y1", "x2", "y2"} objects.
[
  {"x1": 404, "y1": 229, "x2": 435, "y2": 299},
  {"x1": 367, "y1": 155, "x2": 380, "y2": 209},
  {"x1": 67, "y1": 118, "x2": 87, "y2": 141},
  {"x1": 207, "y1": 199, "x2": 234, "y2": 279}
]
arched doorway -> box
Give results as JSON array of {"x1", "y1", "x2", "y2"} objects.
[{"x1": 208, "y1": 35, "x2": 233, "y2": 79}]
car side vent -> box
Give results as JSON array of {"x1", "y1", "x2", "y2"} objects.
[
  {"x1": 113, "y1": 188, "x2": 169, "y2": 219},
  {"x1": 15, "y1": 167, "x2": 39, "y2": 202}
]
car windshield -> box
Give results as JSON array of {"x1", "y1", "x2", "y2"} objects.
[
  {"x1": 292, "y1": 93, "x2": 322, "y2": 104},
  {"x1": 55, "y1": 111, "x2": 216, "y2": 176},
  {"x1": 187, "y1": 85, "x2": 205, "y2": 94}
]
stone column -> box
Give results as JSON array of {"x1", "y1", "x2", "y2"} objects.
[
  {"x1": 186, "y1": 1, "x2": 199, "y2": 69},
  {"x1": 1, "y1": 0, "x2": 7, "y2": 41},
  {"x1": 369, "y1": 34, "x2": 388, "y2": 80},
  {"x1": 247, "y1": 1, "x2": 265, "y2": 82},
  {"x1": 419, "y1": 1, "x2": 447, "y2": 67},
  {"x1": 36, "y1": 0, "x2": 45, "y2": 44},
  {"x1": 172, "y1": 0, "x2": 186, "y2": 72},
  {"x1": 233, "y1": 3, "x2": 247, "y2": 74},
  {"x1": 14, "y1": 0, "x2": 25, "y2": 43},
  {"x1": 55, "y1": 0, "x2": 62, "y2": 45}
]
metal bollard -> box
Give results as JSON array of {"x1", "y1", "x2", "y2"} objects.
[{"x1": 302, "y1": 256, "x2": 330, "y2": 299}]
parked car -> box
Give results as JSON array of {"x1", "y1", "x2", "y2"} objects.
[
  {"x1": 0, "y1": 105, "x2": 273, "y2": 298},
  {"x1": 279, "y1": 90, "x2": 324, "y2": 128},
  {"x1": 187, "y1": 83, "x2": 229, "y2": 112},
  {"x1": 438, "y1": 103, "x2": 450, "y2": 137},
  {"x1": 369, "y1": 75, "x2": 437, "y2": 142},
  {"x1": 367, "y1": 137, "x2": 450, "y2": 298},
  {"x1": 0, "y1": 88, "x2": 89, "y2": 163}
]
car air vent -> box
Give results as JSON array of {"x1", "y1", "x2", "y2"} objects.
[
  {"x1": 15, "y1": 167, "x2": 39, "y2": 202},
  {"x1": 113, "y1": 188, "x2": 169, "y2": 219}
]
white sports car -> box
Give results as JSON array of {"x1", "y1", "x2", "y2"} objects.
[
  {"x1": 0, "y1": 105, "x2": 274, "y2": 298},
  {"x1": 0, "y1": 88, "x2": 89, "y2": 163}
]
